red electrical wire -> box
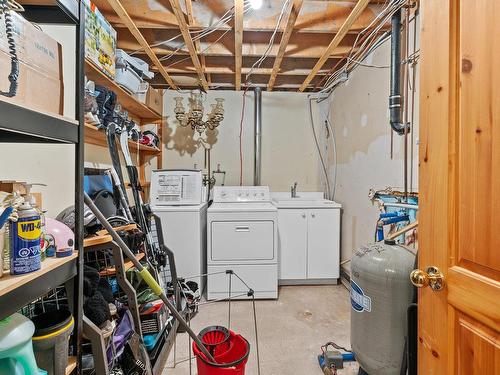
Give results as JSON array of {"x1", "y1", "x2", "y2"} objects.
[{"x1": 239, "y1": 86, "x2": 250, "y2": 186}]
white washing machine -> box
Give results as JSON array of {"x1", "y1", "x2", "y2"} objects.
[
  {"x1": 152, "y1": 204, "x2": 207, "y2": 293},
  {"x1": 150, "y1": 169, "x2": 207, "y2": 293},
  {"x1": 207, "y1": 186, "x2": 278, "y2": 300}
]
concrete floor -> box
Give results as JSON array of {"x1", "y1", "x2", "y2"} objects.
[{"x1": 163, "y1": 285, "x2": 359, "y2": 374}]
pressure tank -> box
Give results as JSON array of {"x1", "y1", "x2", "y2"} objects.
[{"x1": 350, "y1": 239, "x2": 416, "y2": 375}]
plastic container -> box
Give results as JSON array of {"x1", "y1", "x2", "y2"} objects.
[
  {"x1": 115, "y1": 65, "x2": 142, "y2": 94},
  {"x1": 193, "y1": 328, "x2": 250, "y2": 375},
  {"x1": 116, "y1": 49, "x2": 154, "y2": 79},
  {"x1": 31, "y1": 309, "x2": 75, "y2": 375},
  {"x1": 0, "y1": 313, "x2": 47, "y2": 375},
  {"x1": 133, "y1": 81, "x2": 149, "y2": 103}
]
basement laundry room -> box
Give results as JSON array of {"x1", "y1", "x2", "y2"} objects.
[{"x1": 1, "y1": 0, "x2": 499, "y2": 374}]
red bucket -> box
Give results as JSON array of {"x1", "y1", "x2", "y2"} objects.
[{"x1": 193, "y1": 328, "x2": 250, "y2": 375}]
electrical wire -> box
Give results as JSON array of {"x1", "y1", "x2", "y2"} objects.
[
  {"x1": 308, "y1": 98, "x2": 331, "y2": 200},
  {"x1": 130, "y1": 3, "x2": 246, "y2": 56},
  {"x1": 319, "y1": 0, "x2": 407, "y2": 95},
  {"x1": 320, "y1": 97, "x2": 338, "y2": 200},
  {"x1": 157, "y1": 3, "x2": 252, "y2": 63},
  {"x1": 245, "y1": 0, "x2": 291, "y2": 83},
  {"x1": 239, "y1": 86, "x2": 251, "y2": 185}
]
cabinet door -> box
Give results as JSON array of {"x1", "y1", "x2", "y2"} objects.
[
  {"x1": 277, "y1": 209, "x2": 307, "y2": 279},
  {"x1": 307, "y1": 209, "x2": 340, "y2": 279}
]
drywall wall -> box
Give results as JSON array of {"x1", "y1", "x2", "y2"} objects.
[
  {"x1": 0, "y1": 25, "x2": 76, "y2": 217},
  {"x1": 319, "y1": 21, "x2": 420, "y2": 268},
  {"x1": 162, "y1": 90, "x2": 322, "y2": 191}
]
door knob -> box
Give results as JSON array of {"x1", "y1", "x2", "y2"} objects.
[
  {"x1": 301, "y1": 213, "x2": 306, "y2": 218},
  {"x1": 410, "y1": 266, "x2": 444, "y2": 291},
  {"x1": 311, "y1": 213, "x2": 316, "y2": 218}
]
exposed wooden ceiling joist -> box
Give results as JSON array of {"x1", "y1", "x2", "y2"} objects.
[
  {"x1": 115, "y1": 29, "x2": 360, "y2": 59},
  {"x1": 105, "y1": 0, "x2": 178, "y2": 89},
  {"x1": 299, "y1": 0, "x2": 372, "y2": 91},
  {"x1": 234, "y1": 0, "x2": 244, "y2": 90},
  {"x1": 150, "y1": 55, "x2": 342, "y2": 73},
  {"x1": 92, "y1": 0, "x2": 383, "y2": 34},
  {"x1": 169, "y1": 0, "x2": 209, "y2": 90},
  {"x1": 184, "y1": 0, "x2": 210, "y2": 84},
  {"x1": 268, "y1": 0, "x2": 303, "y2": 91},
  {"x1": 89, "y1": 0, "x2": 387, "y2": 91}
]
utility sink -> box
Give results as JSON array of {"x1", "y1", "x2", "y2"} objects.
[{"x1": 271, "y1": 192, "x2": 341, "y2": 209}]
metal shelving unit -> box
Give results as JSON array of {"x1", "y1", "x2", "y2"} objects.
[{"x1": 0, "y1": 1, "x2": 84, "y2": 373}]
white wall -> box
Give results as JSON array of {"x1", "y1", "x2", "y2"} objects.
[
  {"x1": 162, "y1": 90, "x2": 322, "y2": 192},
  {"x1": 0, "y1": 25, "x2": 76, "y2": 217},
  {"x1": 323, "y1": 28, "x2": 420, "y2": 267}
]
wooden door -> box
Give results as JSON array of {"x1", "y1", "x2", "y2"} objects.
[
  {"x1": 277, "y1": 209, "x2": 307, "y2": 279},
  {"x1": 419, "y1": 0, "x2": 500, "y2": 373},
  {"x1": 307, "y1": 208, "x2": 340, "y2": 279}
]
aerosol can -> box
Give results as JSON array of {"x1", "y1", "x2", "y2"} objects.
[{"x1": 9, "y1": 201, "x2": 42, "y2": 275}]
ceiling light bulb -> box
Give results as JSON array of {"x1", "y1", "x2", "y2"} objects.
[{"x1": 249, "y1": 0, "x2": 263, "y2": 10}]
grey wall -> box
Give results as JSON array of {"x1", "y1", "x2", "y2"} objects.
[{"x1": 322, "y1": 21, "x2": 420, "y2": 268}]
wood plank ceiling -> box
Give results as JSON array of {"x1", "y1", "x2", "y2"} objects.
[{"x1": 91, "y1": 0, "x2": 387, "y2": 91}]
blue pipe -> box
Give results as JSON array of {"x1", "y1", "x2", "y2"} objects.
[{"x1": 342, "y1": 353, "x2": 355, "y2": 362}]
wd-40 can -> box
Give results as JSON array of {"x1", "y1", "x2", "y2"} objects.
[{"x1": 9, "y1": 202, "x2": 42, "y2": 275}]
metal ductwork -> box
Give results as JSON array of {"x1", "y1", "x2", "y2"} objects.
[
  {"x1": 253, "y1": 87, "x2": 262, "y2": 186},
  {"x1": 389, "y1": 9, "x2": 409, "y2": 136}
]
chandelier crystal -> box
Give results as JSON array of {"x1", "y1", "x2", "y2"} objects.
[{"x1": 174, "y1": 93, "x2": 225, "y2": 134}]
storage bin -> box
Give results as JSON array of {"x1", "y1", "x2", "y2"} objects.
[
  {"x1": 115, "y1": 65, "x2": 142, "y2": 95},
  {"x1": 31, "y1": 309, "x2": 75, "y2": 375},
  {"x1": 84, "y1": 0, "x2": 116, "y2": 79},
  {"x1": 133, "y1": 81, "x2": 149, "y2": 104},
  {"x1": 0, "y1": 10, "x2": 63, "y2": 115}
]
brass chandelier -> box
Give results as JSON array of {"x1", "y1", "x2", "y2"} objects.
[{"x1": 174, "y1": 93, "x2": 225, "y2": 135}]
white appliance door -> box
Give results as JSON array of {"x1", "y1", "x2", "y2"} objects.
[{"x1": 211, "y1": 221, "x2": 274, "y2": 261}]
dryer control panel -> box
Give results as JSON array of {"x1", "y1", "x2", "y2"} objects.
[{"x1": 213, "y1": 186, "x2": 270, "y2": 202}]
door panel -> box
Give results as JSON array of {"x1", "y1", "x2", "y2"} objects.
[
  {"x1": 419, "y1": 0, "x2": 500, "y2": 373},
  {"x1": 307, "y1": 209, "x2": 340, "y2": 279},
  {"x1": 456, "y1": 313, "x2": 500, "y2": 374},
  {"x1": 211, "y1": 221, "x2": 275, "y2": 261},
  {"x1": 277, "y1": 209, "x2": 307, "y2": 279},
  {"x1": 458, "y1": 0, "x2": 500, "y2": 278}
]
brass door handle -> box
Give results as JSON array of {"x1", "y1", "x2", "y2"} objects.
[{"x1": 410, "y1": 266, "x2": 444, "y2": 291}]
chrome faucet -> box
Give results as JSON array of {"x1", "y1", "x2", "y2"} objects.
[{"x1": 291, "y1": 182, "x2": 298, "y2": 198}]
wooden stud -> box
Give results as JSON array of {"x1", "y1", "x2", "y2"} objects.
[
  {"x1": 268, "y1": 0, "x2": 303, "y2": 91},
  {"x1": 105, "y1": 0, "x2": 178, "y2": 90},
  {"x1": 185, "y1": 0, "x2": 210, "y2": 84},
  {"x1": 169, "y1": 0, "x2": 209, "y2": 90},
  {"x1": 234, "y1": 0, "x2": 244, "y2": 90},
  {"x1": 298, "y1": 0, "x2": 371, "y2": 92}
]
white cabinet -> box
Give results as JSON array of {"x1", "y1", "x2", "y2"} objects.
[
  {"x1": 307, "y1": 209, "x2": 340, "y2": 279},
  {"x1": 277, "y1": 207, "x2": 340, "y2": 283},
  {"x1": 278, "y1": 210, "x2": 308, "y2": 279}
]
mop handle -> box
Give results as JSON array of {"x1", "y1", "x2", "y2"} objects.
[{"x1": 84, "y1": 193, "x2": 216, "y2": 363}]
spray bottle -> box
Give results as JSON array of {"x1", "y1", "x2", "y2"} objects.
[{"x1": 9, "y1": 197, "x2": 42, "y2": 275}]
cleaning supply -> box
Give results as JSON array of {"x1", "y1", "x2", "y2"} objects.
[
  {"x1": 193, "y1": 327, "x2": 250, "y2": 375},
  {"x1": 84, "y1": 192, "x2": 216, "y2": 362},
  {"x1": 0, "y1": 313, "x2": 47, "y2": 375},
  {"x1": 31, "y1": 309, "x2": 74, "y2": 375},
  {"x1": 9, "y1": 200, "x2": 41, "y2": 275}
]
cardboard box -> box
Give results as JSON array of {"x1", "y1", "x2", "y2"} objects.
[
  {"x1": 84, "y1": 0, "x2": 116, "y2": 79},
  {"x1": 0, "y1": 11, "x2": 63, "y2": 115},
  {"x1": 146, "y1": 87, "x2": 163, "y2": 116}
]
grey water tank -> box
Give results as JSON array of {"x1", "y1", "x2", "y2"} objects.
[{"x1": 350, "y1": 240, "x2": 416, "y2": 375}]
